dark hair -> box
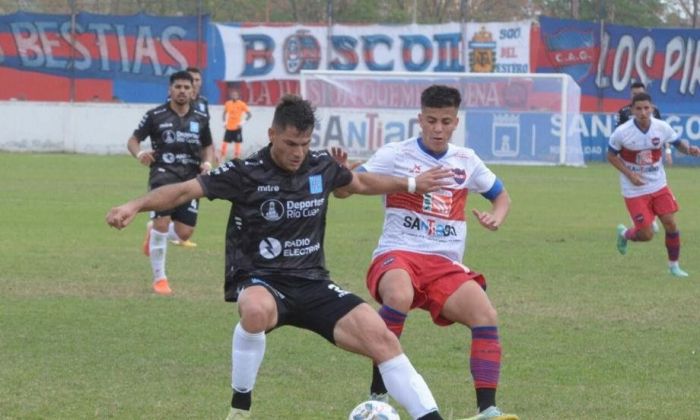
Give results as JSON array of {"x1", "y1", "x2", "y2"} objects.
[
  {"x1": 186, "y1": 67, "x2": 202, "y2": 75},
  {"x1": 272, "y1": 94, "x2": 316, "y2": 132},
  {"x1": 630, "y1": 81, "x2": 646, "y2": 90},
  {"x1": 631, "y1": 92, "x2": 652, "y2": 104},
  {"x1": 169, "y1": 70, "x2": 193, "y2": 85},
  {"x1": 421, "y1": 85, "x2": 461, "y2": 108}
]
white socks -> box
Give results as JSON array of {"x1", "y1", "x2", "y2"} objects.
[
  {"x1": 149, "y1": 229, "x2": 168, "y2": 280},
  {"x1": 166, "y1": 222, "x2": 182, "y2": 242},
  {"x1": 232, "y1": 323, "x2": 266, "y2": 393},
  {"x1": 378, "y1": 353, "x2": 438, "y2": 419}
]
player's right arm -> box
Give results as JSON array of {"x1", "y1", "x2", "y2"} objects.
[
  {"x1": 606, "y1": 148, "x2": 643, "y2": 186},
  {"x1": 106, "y1": 179, "x2": 205, "y2": 230},
  {"x1": 128, "y1": 110, "x2": 155, "y2": 166}
]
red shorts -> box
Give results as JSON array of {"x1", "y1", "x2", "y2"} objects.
[
  {"x1": 366, "y1": 250, "x2": 486, "y2": 326},
  {"x1": 624, "y1": 186, "x2": 679, "y2": 229}
]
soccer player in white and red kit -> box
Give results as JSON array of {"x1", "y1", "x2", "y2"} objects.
[
  {"x1": 345, "y1": 85, "x2": 516, "y2": 420},
  {"x1": 608, "y1": 92, "x2": 700, "y2": 277}
]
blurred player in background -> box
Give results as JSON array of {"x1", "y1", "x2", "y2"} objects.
[
  {"x1": 335, "y1": 85, "x2": 517, "y2": 420},
  {"x1": 221, "y1": 88, "x2": 252, "y2": 161},
  {"x1": 108, "y1": 94, "x2": 455, "y2": 420},
  {"x1": 187, "y1": 66, "x2": 210, "y2": 119},
  {"x1": 609, "y1": 92, "x2": 700, "y2": 277},
  {"x1": 126, "y1": 70, "x2": 214, "y2": 295}
]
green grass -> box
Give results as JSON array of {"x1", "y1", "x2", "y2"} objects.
[{"x1": 1, "y1": 152, "x2": 699, "y2": 419}]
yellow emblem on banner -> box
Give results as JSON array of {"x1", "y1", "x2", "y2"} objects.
[{"x1": 468, "y1": 26, "x2": 497, "y2": 73}]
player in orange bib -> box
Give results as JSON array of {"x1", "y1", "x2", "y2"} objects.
[{"x1": 221, "y1": 89, "x2": 252, "y2": 161}]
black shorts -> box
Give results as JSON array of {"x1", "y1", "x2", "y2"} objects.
[
  {"x1": 224, "y1": 128, "x2": 243, "y2": 143},
  {"x1": 149, "y1": 169, "x2": 199, "y2": 227},
  {"x1": 235, "y1": 277, "x2": 364, "y2": 344}
]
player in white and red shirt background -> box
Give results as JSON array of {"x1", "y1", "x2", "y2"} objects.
[
  {"x1": 608, "y1": 92, "x2": 700, "y2": 277},
  {"x1": 336, "y1": 85, "x2": 515, "y2": 420}
]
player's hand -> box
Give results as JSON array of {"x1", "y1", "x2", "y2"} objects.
[
  {"x1": 688, "y1": 145, "x2": 700, "y2": 157},
  {"x1": 627, "y1": 172, "x2": 645, "y2": 186},
  {"x1": 106, "y1": 204, "x2": 138, "y2": 230},
  {"x1": 415, "y1": 166, "x2": 452, "y2": 194},
  {"x1": 330, "y1": 146, "x2": 362, "y2": 170},
  {"x1": 471, "y1": 209, "x2": 502, "y2": 231},
  {"x1": 136, "y1": 150, "x2": 155, "y2": 166},
  {"x1": 200, "y1": 161, "x2": 212, "y2": 174}
]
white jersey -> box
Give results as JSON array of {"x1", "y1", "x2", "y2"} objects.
[
  {"x1": 360, "y1": 137, "x2": 497, "y2": 262},
  {"x1": 608, "y1": 117, "x2": 679, "y2": 197}
]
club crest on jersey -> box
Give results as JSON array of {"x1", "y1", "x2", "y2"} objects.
[
  {"x1": 189, "y1": 121, "x2": 200, "y2": 133},
  {"x1": 651, "y1": 137, "x2": 660, "y2": 147},
  {"x1": 452, "y1": 168, "x2": 467, "y2": 184},
  {"x1": 309, "y1": 175, "x2": 323, "y2": 194}
]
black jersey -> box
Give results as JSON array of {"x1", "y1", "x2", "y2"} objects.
[
  {"x1": 133, "y1": 102, "x2": 213, "y2": 182},
  {"x1": 197, "y1": 145, "x2": 353, "y2": 301},
  {"x1": 193, "y1": 95, "x2": 210, "y2": 120},
  {"x1": 617, "y1": 104, "x2": 661, "y2": 126}
]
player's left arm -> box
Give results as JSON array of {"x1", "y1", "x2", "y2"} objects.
[
  {"x1": 670, "y1": 139, "x2": 700, "y2": 156},
  {"x1": 472, "y1": 179, "x2": 511, "y2": 231}
]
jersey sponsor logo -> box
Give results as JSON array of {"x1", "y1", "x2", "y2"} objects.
[
  {"x1": 162, "y1": 130, "x2": 176, "y2": 144},
  {"x1": 257, "y1": 185, "x2": 280, "y2": 192},
  {"x1": 636, "y1": 150, "x2": 654, "y2": 165},
  {"x1": 286, "y1": 198, "x2": 324, "y2": 219},
  {"x1": 309, "y1": 175, "x2": 323, "y2": 194},
  {"x1": 259, "y1": 237, "x2": 282, "y2": 259},
  {"x1": 410, "y1": 164, "x2": 422, "y2": 175},
  {"x1": 403, "y1": 215, "x2": 458, "y2": 237},
  {"x1": 158, "y1": 122, "x2": 173, "y2": 129},
  {"x1": 189, "y1": 121, "x2": 200, "y2": 133},
  {"x1": 260, "y1": 199, "x2": 284, "y2": 221},
  {"x1": 452, "y1": 168, "x2": 467, "y2": 184},
  {"x1": 282, "y1": 237, "x2": 321, "y2": 257},
  {"x1": 422, "y1": 192, "x2": 452, "y2": 217},
  {"x1": 162, "y1": 152, "x2": 176, "y2": 164}
]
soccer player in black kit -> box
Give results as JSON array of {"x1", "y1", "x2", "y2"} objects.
[
  {"x1": 126, "y1": 70, "x2": 215, "y2": 295},
  {"x1": 108, "y1": 95, "x2": 455, "y2": 420}
]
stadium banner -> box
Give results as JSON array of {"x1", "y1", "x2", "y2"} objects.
[
  {"x1": 535, "y1": 16, "x2": 700, "y2": 115},
  {"x1": 212, "y1": 21, "x2": 531, "y2": 105},
  {"x1": 0, "y1": 12, "x2": 206, "y2": 102}
]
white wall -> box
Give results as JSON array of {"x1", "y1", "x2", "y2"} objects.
[{"x1": 1, "y1": 101, "x2": 274, "y2": 156}]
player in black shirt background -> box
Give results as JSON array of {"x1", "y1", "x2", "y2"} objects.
[
  {"x1": 187, "y1": 66, "x2": 210, "y2": 119},
  {"x1": 126, "y1": 70, "x2": 215, "y2": 295},
  {"x1": 108, "y1": 95, "x2": 455, "y2": 420}
]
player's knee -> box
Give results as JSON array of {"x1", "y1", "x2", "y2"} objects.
[
  {"x1": 367, "y1": 327, "x2": 402, "y2": 362},
  {"x1": 470, "y1": 306, "x2": 498, "y2": 327},
  {"x1": 238, "y1": 302, "x2": 274, "y2": 332},
  {"x1": 637, "y1": 228, "x2": 654, "y2": 241}
]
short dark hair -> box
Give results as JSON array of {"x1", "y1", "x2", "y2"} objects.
[
  {"x1": 272, "y1": 95, "x2": 316, "y2": 133},
  {"x1": 630, "y1": 81, "x2": 646, "y2": 90},
  {"x1": 631, "y1": 92, "x2": 652, "y2": 104},
  {"x1": 421, "y1": 85, "x2": 461, "y2": 108},
  {"x1": 186, "y1": 67, "x2": 202, "y2": 75},
  {"x1": 170, "y1": 70, "x2": 193, "y2": 85}
]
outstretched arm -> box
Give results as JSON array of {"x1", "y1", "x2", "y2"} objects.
[
  {"x1": 336, "y1": 166, "x2": 452, "y2": 196},
  {"x1": 671, "y1": 139, "x2": 700, "y2": 156},
  {"x1": 106, "y1": 178, "x2": 205, "y2": 230},
  {"x1": 472, "y1": 189, "x2": 511, "y2": 231}
]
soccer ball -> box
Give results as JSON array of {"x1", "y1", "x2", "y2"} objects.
[{"x1": 348, "y1": 400, "x2": 400, "y2": 420}]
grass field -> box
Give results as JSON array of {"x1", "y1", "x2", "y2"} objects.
[{"x1": 1, "y1": 152, "x2": 699, "y2": 419}]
